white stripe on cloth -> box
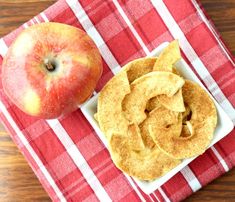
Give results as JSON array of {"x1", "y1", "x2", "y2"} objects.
[
  {"x1": 41, "y1": 12, "x2": 49, "y2": 22},
  {"x1": 46, "y1": 119, "x2": 112, "y2": 202},
  {"x1": 34, "y1": 16, "x2": 40, "y2": 24},
  {"x1": 124, "y1": 175, "x2": 147, "y2": 202},
  {"x1": 180, "y1": 166, "x2": 201, "y2": 192},
  {"x1": 211, "y1": 146, "x2": 229, "y2": 172},
  {"x1": 23, "y1": 23, "x2": 29, "y2": 28},
  {"x1": 66, "y1": 0, "x2": 153, "y2": 201},
  {"x1": 151, "y1": 0, "x2": 235, "y2": 124},
  {"x1": 148, "y1": 194, "x2": 156, "y2": 202},
  {"x1": 66, "y1": 0, "x2": 120, "y2": 74},
  {"x1": 0, "y1": 101, "x2": 66, "y2": 202},
  {"x1": 30, "y1": 19, "x2": 35, "y2": 25},
  {"x1": 158, "y1": 187, "x2": 171, "y2": 202},
  {"x1": 112, "y1": 0, "x2": 150, "y2": 55},
  {"x1": 153, "y1": 193, "x2": 161, "y2": 202},
  {"x1": 191, "y1": 0, "x2": 235, "y2": 66}
]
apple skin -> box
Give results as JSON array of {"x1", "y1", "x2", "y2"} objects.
[{"x1": 2, "y1": 22, "x2": 103, "y2": 119}]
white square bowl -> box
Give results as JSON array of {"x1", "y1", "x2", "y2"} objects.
[{"x1": 81, "y1": 42, "x2": 234, "y2": 194}]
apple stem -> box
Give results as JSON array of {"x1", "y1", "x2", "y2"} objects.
[{"x1": 45, "y1": 61, "x2": 56, "y2": 72}]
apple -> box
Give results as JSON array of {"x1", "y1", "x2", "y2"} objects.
[{"x1": 2, "y1": 22, "x2": 103, "y2": 119}]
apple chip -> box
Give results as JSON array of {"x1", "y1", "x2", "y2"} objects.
[
  {"x1": 122, "y1": 71, "x2": 185, "y2": 124},
  {"x1": 157, "y1": 89, "x2": 185, "y2": 112},
  {"x1": 146, "y1": 97, "x2": 162, "y2": 112},
  {"x1": 172, "y1": 66, "x2": 181, "y2": 76},
  {"x1": 182, "y1": 104, "x2": 191, "y2": 123},
  {"x1": 122, "y1": 57, "x2": 157, "y2": 83},
  {"x1": 150, "y1": 40, "x2": 185, "y2": 112},
  {"x1": 140, "y1": 106, "x2": 182, "y2": 149},
  {"x1": 153, "y1": 40, "x2": 181, "y2": 72},
  {"x1": 150, "y1": 80, "x2": 217, "y2": 159},
  {"x1": 180, "y1": 125, "x2": 192, "y2": 138},
  {"x1": 108, "y1": 124, "x2": 180, "y2": 181},
  {"x1": 97, "y1": 71, "x2": 130, "y2": 138}
]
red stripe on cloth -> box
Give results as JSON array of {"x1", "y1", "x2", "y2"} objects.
[
  {"x1": 28, "y1": 129, "x2": 67, "y2": 164},
  {"x1": 46, "y1": 151, "x2": 77, "y2": 181},
  {"x1": 59, "y1": 110, "x2": 96, "y2": 143},
  {"x1": 160, "y1": 172, "x2": 192, "y2": 202},
  {"x1": 71, "y1": 192, "x2": 99, "y2": 202},
  {"x1": 211, "y1": 61, "x2": 235, "y2": 88},
  {"x1": 215, "y1": 131, "x2": 235, "y2": 167},
  {"x1": 22, "y1": 120, "x2": 51, "y2": 144},
  {"x1": 153, "y1": 190, "x2": 165, "y2": 202},
  {"x1": 94, "y1": 10, "x2": 130, "y2": 44},
  {"x1": 70, "y1": 190, "x2": 99, "y2": 202},
  {"x1": 105, "y1": 28, "x2": 144, "y2": 65},
  {"x1": 178, "y1": 12, "x2": 202, "y2": 34},
  {"x1": 119, "y1": 190, "x2": 143, "y2": 202},
  {"x1": 79, "y1": 0, "x2": 116, "y2": 27},
  {"x1": 58, "y1": 169, "x2": 100, "y2": 201},
  {"x1": 129, "y1": 179, "x2": 156, "y2": 202},
  {"x1": 200, "y1": 45, "x2": 229, "y2": 73},
  {"x1": 103, "y1": 174, "x2": 140, "y2": 201},
  {"x1": 130, "y1": 9, "x2": 169, "y2": 51},
  {"x1": 43, "y1": 0, "x2": 84, "y2": 28},
  {"x1": 51, "y1": 6, "x2": 83, "y2": 28},
  {"x1": 3, "y1": 105, "x2": 40, "y2": 130},
  {"x1": 118, "y1": 0, "x2": 153, "y2": 24},
  {"x1": 219, "y1": 81, "x2": 235, "y2": 105},
  {"x1": 43, "y1": 0, "x2": 69, "y2": 21},
  {"x1": 188, "y1": 151, "x2": 225, "y2": 186},
  {"x1": 54, "y1": 168, "x2": 96, "y2": 201},
  {"x1": 185, "y1": 23, "x2": 218, "y2": 57},
  {"x1": 164, "y1": 0, "x2": 197, "y2": 22}
]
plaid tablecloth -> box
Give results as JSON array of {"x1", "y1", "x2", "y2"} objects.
[{"x1": 0, "y1": 0, "x2": 234, "y2": 201}]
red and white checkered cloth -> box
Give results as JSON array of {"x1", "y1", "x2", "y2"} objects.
[{"x1": 0, "y1": 0, "x2": 234, "y2": 201}]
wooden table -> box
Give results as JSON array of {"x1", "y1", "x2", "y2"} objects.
[{"x1": 0, "y1": 0, "x2": 234, "y2": 201}]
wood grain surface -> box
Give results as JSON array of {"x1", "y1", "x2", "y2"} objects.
[{"x1": 0, "y1": 0, "x2": 234, "y2": 201}]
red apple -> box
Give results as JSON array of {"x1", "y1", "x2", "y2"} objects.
[{"x1": 2, "y1": 22, "x2": 103, "y2": 119}]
